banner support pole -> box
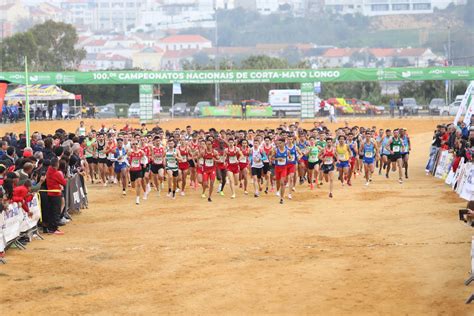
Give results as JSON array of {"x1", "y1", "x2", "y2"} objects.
[{"x1": 24, "y1": 56, "x2": 30, "y2": 147}]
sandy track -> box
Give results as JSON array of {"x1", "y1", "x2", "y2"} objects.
[{"x1": 0, "y1": 118, "x2": 472, "y2": 315}]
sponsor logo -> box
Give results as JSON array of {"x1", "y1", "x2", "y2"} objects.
[
  {"x1": 401, "y1": 71, "x2": 411, "y2": 78},
  {"x1": 429, "y1": 69, "x2": 445, "y2": 75},
  {"x1": 29, "y1": 75, "x2": 39, "y2": 82}
]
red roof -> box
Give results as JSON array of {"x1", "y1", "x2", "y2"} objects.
[
  {"x1": 369, "y1": 48, "x2": 396, "y2": 58},
  {"x1": 322, "y1": 48, "x2": 358, "y2": 58},
  {"x1": 396, "y1": 48, "x2": 428, "y2": 57},
  {"x1": 85, "y1": 39, "x2": 107, "y2": 47},
  {"x1": 160, "y1": 35, "x2": 210, "y2": 44}
]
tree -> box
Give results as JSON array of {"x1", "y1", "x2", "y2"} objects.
[
  {"x1": 240, "y1": 55, "x2": 289, "y2": 69},
  {"x1": 0, "y1": 20, "x2": 85, "y2": 71},
  {"x1": 31, "y1": 20, "x2": 85, "y2": 70}
]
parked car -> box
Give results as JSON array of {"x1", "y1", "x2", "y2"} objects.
[
  {"x1": 194, "y1": 101, "x2": 211, "y2": 117},
  {"x1": 402, "y1": 98, "x2": 422, "y2": 115},
  {"x1": 428, "y1": 98, "x2": 446, "y2": 115},
  {"x1": 169, "y1": 102, "x2": 191, "y2": 116},
  {"x1": 440, "y1": 95, "x2": 465, "y2": 116},
  {"x1": 128, "y1": 102, "x2": 140, "y2": 118},
  {"x1": 218, "y1": 100, "x2": 233, "y2": 106}
]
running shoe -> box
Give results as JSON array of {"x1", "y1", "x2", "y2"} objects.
[
  {"x1": 399, "y1": 178, "x2": 403, "y2": 184},
  {"x1": 254, "y1": 193, "x2": 259, "y2": 198},
  {"x1": 50, "y1": 230, "x2": 64, "y2": 236},
  {"x1": 231, "y1": 193, "x2": 236, "y2": 199},
  {"x1": 176, "y1": 188, "x2": 181, "y2": 193},
  {"x1": 279, "y1": 198, "x2": 283, "y2": 204},
  {"x1": 180, "y1": 191, "x2": 185, "y2": 196},
  {"x1": 288, "y1": 193, "x2": 292, "y2": 200},
  {"x1": 143, "y1": 192, "x2": 148, "y2": 200},
  {"x1": 365, "y1": 181, "x2": 369, "y2": 186},
  {"x1": 201, "y1": 193, "x2": 206, "y2": 198},
  {"x1": 219, "y1": 191, "x2": 224, "y2": 196},
  {"x1": 122, "y1": 190, "x2": 126, "y2": 196},
  {"x1": 329, "y1": 193, "x2": 333, "y2": 198},
  {"x1": 167, "y1": 192, "x2": 172, "y2": 198},
  {"x1": 276, "y1": 191, "x2": 280, "y2": 197},
  {"x1": 264, "y1": 187, "x2": 268, "y2": 194},
  {"x1": 310, "y1": 183, "x2": 314, "y2": 190},
  {"x1": 244, "y1": 191, "x2": 248, "y2": 195},
  {"x1": 136, "y1": 197, "x2": 140, "y2": 205},
  {"x1": 347, "y1": 181, "x2": 352, "y2": 186},
  {"x1": 208, "y1": 197, "x2": 212, "y2": 202}
]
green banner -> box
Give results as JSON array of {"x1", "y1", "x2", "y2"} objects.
[
  {"x1": 139, "y1": 84, "x2": 153, "y2": 122},
  {"x1": 0, "y1": 67, "x2": 473, "y2": 85},
  {"x1": 201, "y1": 106, "x2": 273, "y2": 117},
  {"x1": 301, "y1": 82, "x2": 315, "y2": 119}
]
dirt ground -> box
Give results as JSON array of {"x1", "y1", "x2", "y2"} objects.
[{"x1": 1, "y1": 117, "x2": 473, "y2": 315}]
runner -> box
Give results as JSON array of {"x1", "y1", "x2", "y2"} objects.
[
  {"x1": 105, "y1": 134, "x2": 117, "y2": 185},
  {"x1": 188, "y1": 133, "x2": 199, "y2": 189},
  {"x1": 177, "y1": 139, "x2": 190, "y2": 196},
  {"x1": 271, "y1": 137, "x2": 288, "y2": 204},
  {"x1": 400, "y1": 128, "x2": 411, "y2": 179},
  {"x1": 84, "y1": 132, "x2": 97, "y2": 184},
  {"x1": 297, "y1": 134, "x2": 308, "y2": 185},
  {"x1": 262, "y1": 136, "x2": 274, "y2": 193},
  {"x1": 96, "y1": 133, "x2": 108, "y2": 186},
  {"x1": 239, "y1": 139, "x2": 250, "y2": 194},
  {"x1": 335, "y1": 135, "x2": 351, "y2": 186},
  {"x1": 200, "y1": 137, "x2": 219, "y2": 202},
  {"x1": 320, "y1": 138, "x2": 336, "y2": 198},
  {"x1": 216, "y1": 139, "x2": 227, "y2": 196},
  {"x1": 150, "y1": 136, "x2": 165, "y2": 195},
  {"x1": 225, "y1": 138, "x2": 241, "y2": 199},
  {"x1": 286, "y1": 134, "x2": 300, "y2": 199},
  {"x1": 250, "y1": 138, "x2": 267, "y2": 198},
  {"x1": 379, "y1": 129, "x2": 392, "y2": 178},
  {"x1": 347, "y1": 133, "x2": 358, "y2": 186},
  {"x1": 385, "y1": 129, "x2": 405, "y2": 184},
  {"x1": 128, "y1": 140, "x2": 147, "y2": 204},
  {"x1": 114, "y1": 137, "x2": 128, "y2": 195},
  {"x1": 361, "y1": 131, "x2": 377, "y2": 186},
  {"x1": 306, "y1": 136, "x2": 321, "y2": 190},
  {"x1": 165, "y1": 139, "x2": 180, "y2": 199}
]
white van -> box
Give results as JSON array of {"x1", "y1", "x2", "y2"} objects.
[
  {"x1": 269, "y1": 89, "x2": 323, "y2": 117},
  {"x1": 440, "y1": 95, "x2": 467, "y2": 116}
]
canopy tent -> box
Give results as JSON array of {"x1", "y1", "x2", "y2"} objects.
[{"x1": 5, "y1": 84, "x2": 75, "y2": 101}]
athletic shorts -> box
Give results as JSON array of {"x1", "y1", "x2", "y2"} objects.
[
  {"x1": 275, "y1": 165, "x2": 287, "y2": 181},
  {"x1": 150, "y1": 164, "x2": 164, "y2": 174},
  {"x1": 349, "y1": 157, "x2": 356, "y2": 168},
  {"x1": 359, "y1": 154, "x2": 364, "y2": 160},
  {"x1": 114, "y1": 162, "x2": 127, "y2": 174},
  {"x1": 227, "y1": 163, "x2": 239, "y2": 175},
  {"x1": 178, "y1": 161, "x2": 189, "y2": 171},
  {"x1": 263, "y1": 162, "x2": 270, "y2": 174},
  {"x1": 130, "y1": 170, "x2": 142, "y2": 182},
  {"x1": 239, "y1": 162, "x2": 249, "y2": 171},
  {"x1": 106, "y1": 160, "x2": 114, "y2": 167},
  {"x1": 188, "y1": 159, "x2": 196, "y2": 168},
  {"x1": 251, "y1": 167, "x2": 263, "y2": 179},
  {"x1": 166, "y1": 169, "x2": 179, "y2": 177},
  {"x1": 363, "y1": 158, "x2": 375, "y2": 165},
  {"x1": 298, "y1": 159, "x2": 308, "y2": 168},
  {"x1": 308, "y1": 161, "x2": 319, "y2": 170},
  {"x1": 86, "y1": 157, "x2": 97, "y2": 164},
  {"x1": 337, "y1": 160, "x2": 349, "y2": 169},
  {"x1": 286, "y1": 163, "x2": 296, "y2": 174},
  {"x1": 197, "y1": 166, "x2": 203, "y2": 175},
  {"x1": 401, "y1": 153, "x2": 409, "y2": 159},
  {"x1": 203, "y1": 169, "x2": 216, "y2": 182},
  {"x1": 391, "y1": 153, "x2": 402, "y2": 162},
  {"x1": 98, "y1": 157, "x2": 108, "y2": 164},
  {"x1": 321, "y1": 163, "x2": 335, "y2": 174}
]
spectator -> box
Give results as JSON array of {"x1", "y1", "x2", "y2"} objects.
[
  {"x1": 56, "y1": 102, "x2": 63, "y2": 120},
  {"x1": 47, "y1": 103, "x2": 54, "y2": 120},
  {"x1": 45, "y1": 157, "x2": 66, "y2": 235},
  {"x1": 397, "y1": 99, "x2": 403, "y2": 118},
  {"x1": 0, "y1": 141, "x2": 7, "y2": 160},
  {"x1": 241, "y1": 101, "x2": 247, "y2": 120},
  {"x1": 42, "y1": 137, "x2": 56, "y2": 162},
  {"x1": 328, "y1": 104, "x2": 336, "y2": 123},
  {"x1": 389, "y1": 98, "x2": 395, "y2": 118}
]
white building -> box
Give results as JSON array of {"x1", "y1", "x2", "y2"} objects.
[
  {"x1": 234, "y1": 0, "x2": 279, "y2": 13},
  {"x1": 324, "y1": 0, "x2": 433, "y2": 16},
  {"x1": 94, "y1": 0, "x2": 145, "y2": 32},
  {"x1": 60, "y1": 0, "x2": 96, "y2": 28},
  {"x1": 157, "y1": 34, "x2": 212, "y2": 51}
]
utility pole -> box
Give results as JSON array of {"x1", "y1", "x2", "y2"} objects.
[
  {"x1": 214, "y1": 5, "x2": 220, "y2": 106},
  {"x1": 447, "y1": 25, "x2": 452, "y2": 103}
]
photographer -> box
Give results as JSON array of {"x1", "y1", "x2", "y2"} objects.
[{"x1": 425, "y1": 125, "x2": 445, "y2": 174}]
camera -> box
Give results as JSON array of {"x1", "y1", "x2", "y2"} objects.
[{"x1": 459, "y1": 209, "x2": 474, "y2": 227}]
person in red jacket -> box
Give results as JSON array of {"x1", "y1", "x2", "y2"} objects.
[
  {"x1": 45, "y1": 157, "x2": 67, "y2": 235},
  {"x1": 12, "y1": 179, "x2": 34, "y2": 217}
]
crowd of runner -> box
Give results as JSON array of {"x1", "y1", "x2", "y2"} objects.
[{"x1": 73, "y1": 121, "x2": 411, "y2": 205}]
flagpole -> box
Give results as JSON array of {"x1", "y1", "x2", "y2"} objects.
[{"x1": 24, "y1": 56, "x2": 30, "y2": 147}]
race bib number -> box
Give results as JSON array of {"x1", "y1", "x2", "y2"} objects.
[
  {"x1": 168, "y1": 160, "x2": 177, "y2": 168},
  {"x1": 205, "y1": 159, "x2": 214, "y2": 167},
  {"x1": 181, "y1": 155, "x2": 187, "y2": 161},
  {"x1": 288, "y1": 154, "x2": 295, "y2": 161},
  {"x1": 337, "y1": 154, "x2": 345, "y2": 161},
  {"x1": 131, "y1": 158, "x2": 140, "y2": 168},
  {"x1": 198, "y1": 158, "x2": 204, "y2": 165},
  {"x1": 239, "y1": 156, "x2": 247, "y2": 163},
  {"x1": 324, "y1": 157, "x2": 333, "y2": 165},
  {"x1": 219, "y1": 156, "x2": 225, "y2": 163},
  {"x1": 98, "y1": 152, "x2": 106, "y2": 159},
  {"x1": 229, "y1": 156, "x2": 238, "y2": 164},
  {"x1": 277, "y1": 157, "x2": 286, "y2": 166},
  {"x1": 365, "y1": 151, "x2": 374, "y2": 158},
  {"x1": 153, "y1": 157, "x2": 163, "y2": 164},
  {"x1": 393, "y1": 145, "x2": 400, "y2": 152},
  {"x1": 309, "y1": 154, "x2": 318, "y2": 161},
  {"x1": 254, "y1": 157, "x2": 261, "y2": 163},
  {"x1": 108, "y1": 153, "x2": 115, "y2": 160}
]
